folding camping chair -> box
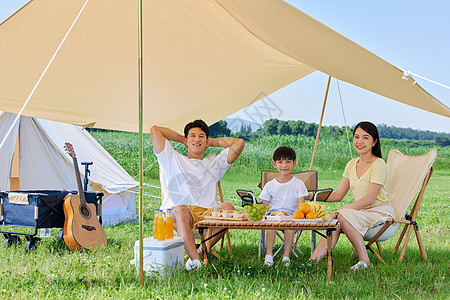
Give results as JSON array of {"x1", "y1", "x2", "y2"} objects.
[
  {"x1": 351, "y1": 149, "x2": 437, "y2": 263},
  {"x1": 159, "y1": 158, "x2": 232, "y2": 260},
  {"x1": 258, "y1": 170, "x2": 318, "y2": 258}
]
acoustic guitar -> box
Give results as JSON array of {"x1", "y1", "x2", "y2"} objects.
[{"x1": 63, "y1": 142, "x2": 107, "y2": 250}]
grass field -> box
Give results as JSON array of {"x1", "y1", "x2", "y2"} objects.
[{"x1": 0, "y1": 131, "x2": 448, "y2": 299}]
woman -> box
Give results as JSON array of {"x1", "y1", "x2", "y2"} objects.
[{"x1": 309, "y1": 121, "x2": 395, "y2": 271}]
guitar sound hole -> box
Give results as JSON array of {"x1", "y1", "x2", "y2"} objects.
[{"x1": 79, "y1": 206, "x2": 91, "y2": 218}]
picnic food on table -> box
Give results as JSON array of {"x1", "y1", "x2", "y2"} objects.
[
  {"x1": 244, "y1": 203, "x2": 270, "y2": 221},
  {"x1": 293, "y1": 202, "x2": 331, "y2": 219},
  {"x1": 269, "y1": 211, "x2": 291, "y2": 216}
]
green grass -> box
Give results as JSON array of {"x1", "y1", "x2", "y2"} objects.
[{"x1": 0, "y1": 131, "x2": 448, "y2": 299}]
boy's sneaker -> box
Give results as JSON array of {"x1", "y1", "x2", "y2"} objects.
[
  {"x1": 185, "y1": 258, "x2": 201, "y2": 271},
  {"x1": 350, "y1": 261, "x2": 369, "y2": 271},
  {"x1": 281, "y1": 256, "x2": 290, "y2": 267},
  {"x1": 264, "y1": 255, "x2": 274, "y2": 267}
]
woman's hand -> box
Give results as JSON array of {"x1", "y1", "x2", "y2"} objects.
[{"x1": 330, "y1": 211, "x2": 339, "y2": 219}]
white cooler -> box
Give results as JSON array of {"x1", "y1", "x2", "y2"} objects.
[{"x1": 131, "y1": 237, "x2": 184, "y2": 277}]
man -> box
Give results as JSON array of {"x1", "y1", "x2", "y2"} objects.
[{"x1": 150, "y1": 119, "x2": 245, "y2": 270}]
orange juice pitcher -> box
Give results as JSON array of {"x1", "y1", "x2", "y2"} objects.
[
  {"x1": 157, "y1": 210, "x2": 166, "y2": 241},
  {"x1": 166, "y1": 209, "x2": 174, "y2": 239}
]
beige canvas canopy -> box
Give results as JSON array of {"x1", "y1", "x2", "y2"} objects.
[{"x1": 0, "y1": 0, "x2": 448, "y2": 133}]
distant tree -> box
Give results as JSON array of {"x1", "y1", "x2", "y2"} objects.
[
  {"x1": 434, "y1": 135, "x2": 450, "y2": 147},
  {"x1": 263, "y1": 119, "x2": 280, "y2": 135},
  {"x1": 209, "y1": 120, "x2": 231, "y2": 138},
  {"x1": 277, "y1": 121, "x2": 291, "y2": 135},
  {"x1": 304, "y1": 123, "x2": 318, "y2": 137}
]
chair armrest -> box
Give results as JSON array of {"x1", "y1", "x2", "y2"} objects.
[{"x1": 312, "y1": 188, "x2": 333, "y2": 202}]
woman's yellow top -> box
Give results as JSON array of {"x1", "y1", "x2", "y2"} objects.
[{"x1": 343, "y1": 157, "x2": 388, "y2": 207}]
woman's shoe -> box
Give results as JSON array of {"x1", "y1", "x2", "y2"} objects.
[{"x1": 350, "y1": 261, "x2": 368, "y2": 271}]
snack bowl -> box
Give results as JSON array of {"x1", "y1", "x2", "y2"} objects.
[
  {"x1": 232, "y1": 211, "x2": 245, "y2": 219},
  {"x1": 221, "y1": 210, "x2": 233, "y2": 218},
  {"x1": 211, "y1": 211, "x2": 221, "y2": 217}
]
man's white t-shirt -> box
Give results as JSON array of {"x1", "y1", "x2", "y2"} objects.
[
  {"x1": 259, "y1": 177, "x2": 309, "y2": 212},
  {"x1": 156, "y1": 140, "x2": 231, "y2": 210}
]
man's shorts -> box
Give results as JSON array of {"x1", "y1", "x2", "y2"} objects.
[{"x1": 172, "y1": 205, "x2": 215, "y2": 228}]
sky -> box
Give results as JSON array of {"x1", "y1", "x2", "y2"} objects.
[
  {"x1": 1, "y1": 0, "x2": 449, "y2": 133},
  {"x1": 229, "y1": 0, "x2": 450, "y2": 133}
]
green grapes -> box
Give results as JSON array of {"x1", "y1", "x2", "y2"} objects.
[{"x1": 244, "y1": 204, "x2": 270, "y2": 221}]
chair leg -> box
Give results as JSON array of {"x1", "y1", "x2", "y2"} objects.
[
  {"x1": 414, "y1": 227, "x2": 427, "y2": 260},
  {"x1": 376, "y1": 242, "x2": 383, "y2": 256},
  {"x1": 368, "y1": 245, "x2": 386, "y2": 263},
  {"x1": 393, "y1": 224, "x2": 408, "y2": 256},
  {"x1": 273, "y1": 232, "x2": 285, "y2": 257},
  {"x1": 399, "y1": 225, "x2": 413, "y2": 261}
]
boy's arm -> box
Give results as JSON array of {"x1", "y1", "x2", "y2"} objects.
[
  {"x1": 208, "y1": 137, "x2": 245, "y2": 164},
  {"x1": 150, "y1": 125, "x2": 185, "y2": 154}
]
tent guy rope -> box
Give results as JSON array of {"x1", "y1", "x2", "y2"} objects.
[
  {"x1": 336, "y1": 79, "x2": 353, "y2": 159},
  {"x1": 402, "y1": 70, "x2": 450, "y2": 90}
]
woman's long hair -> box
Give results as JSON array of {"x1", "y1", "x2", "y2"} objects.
[{"x1": 353, "y1": 121, "x2": 382, "y2": 158}]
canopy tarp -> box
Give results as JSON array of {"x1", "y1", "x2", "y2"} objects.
[{"x1": 0, "y1": 0, "x2": 448, "y2": 133}]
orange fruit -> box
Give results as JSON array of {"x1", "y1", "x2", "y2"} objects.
[
  {"x1": 293, "y1": 210, "x2": 305, "y2": 219},
  {"x1": 305, "y1": 211, "x2": 317, "y2": 219},
  {"x1": 299, "y1": 203, "x2": 311, "y2": 214}
]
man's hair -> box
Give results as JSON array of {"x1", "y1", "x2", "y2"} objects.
[
  {"x1": 273, "y1": 146, "x2": 296, "y2": 161},
  {"x1": 184, "y1": 119, "x2": 209, "y2": 138}
]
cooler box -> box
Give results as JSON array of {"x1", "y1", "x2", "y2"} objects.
[{"x1": 132, "y1": 237, "x2": 184, "y2": 277}]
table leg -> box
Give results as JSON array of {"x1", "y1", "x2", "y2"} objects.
[
  {"x1": 326, "y1": 229, "x2": 333, "y2": 278},
  {"x1": 198, "y1": 228, "x2": 209, "y2": 265}
]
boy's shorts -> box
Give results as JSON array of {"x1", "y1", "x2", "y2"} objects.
[{"x1": 172, "y1": 205, "x2": 215, "y2": 228}]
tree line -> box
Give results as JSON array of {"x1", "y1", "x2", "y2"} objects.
[{"x1": 209, "y1": 119, "x2": 450, "y2": 147}]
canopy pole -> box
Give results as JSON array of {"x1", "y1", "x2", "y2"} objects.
[
  {"x1": 138, "y1": 0, "x2": 144, "y2": 288},
  {"x1": 310, "y1": 75, "x2": 332, "y2": 170}
]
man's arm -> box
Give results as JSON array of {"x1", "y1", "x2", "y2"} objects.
[
  {"x1": 208, "y1": 137, "x2": 245, "y2": 164},
  {"x1": 150, "y1": 125, "x2": 185, "y2": 154}
]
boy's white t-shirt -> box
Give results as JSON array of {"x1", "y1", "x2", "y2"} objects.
[
  {"x1": 155, "y1": 140, "x2": 231, "y2": 210},
  {"x1": 259, "y1": 177, "x2": 309, "y2": 212}
]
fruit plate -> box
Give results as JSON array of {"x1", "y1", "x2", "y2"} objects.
[
  {"x1": 265, "y1": 215, "x2": 293, "y2": 222},
  {"x1": 292, "y1": 218, "x2": 332, "y2": 222}
]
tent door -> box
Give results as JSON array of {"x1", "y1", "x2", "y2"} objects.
[{"x1": 10, "y1": 130, "x2": 20, "y2": 191}]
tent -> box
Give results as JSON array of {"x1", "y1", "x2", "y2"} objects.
[
  {"x1": 0, "y1": 0, "x2": 448, "y2": 133},
  {"x1": 0, "y1": 111, "x2": 138, "y2": 226}
]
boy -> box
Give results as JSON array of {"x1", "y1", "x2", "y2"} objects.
[
  {"x1": 151, "y1": 119, "x2": 245, "y2": 270},
  {"x1": 259, "y1": 146, "x2": 308, "y2": 266}
]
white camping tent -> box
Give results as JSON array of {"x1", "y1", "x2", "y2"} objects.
[{"x1": 0, "y1": 111, "x2": 138, "y2": 226}]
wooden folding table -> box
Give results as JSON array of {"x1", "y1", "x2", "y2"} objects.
[{"x1": 194, "y1": 218, "x2": 339, "y2": 277}]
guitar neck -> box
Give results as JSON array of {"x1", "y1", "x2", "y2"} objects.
[{"x1": 72, "y1": 156, "x2": 87, "y2": 206}]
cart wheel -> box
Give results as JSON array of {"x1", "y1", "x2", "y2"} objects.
[
  {"x1": 58, "y1": 229, "x2": 64, "y2": 242},
  {"x1": 4, "y1": 235, "x2": 21, "y2": 247},
  {"x1": 25, "y1": 237, "x2": 41, "y2": 252}
]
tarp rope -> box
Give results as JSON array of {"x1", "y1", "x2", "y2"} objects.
[
  {"x1": 336, "y1": 79, "x2": 353, "y2": 159},
  {"x1": 0, "y1": 0, "x2": 90, "y2": 152},
  {"x1": 402, "y1": 70, "x2": 450, "y2": 90}
]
